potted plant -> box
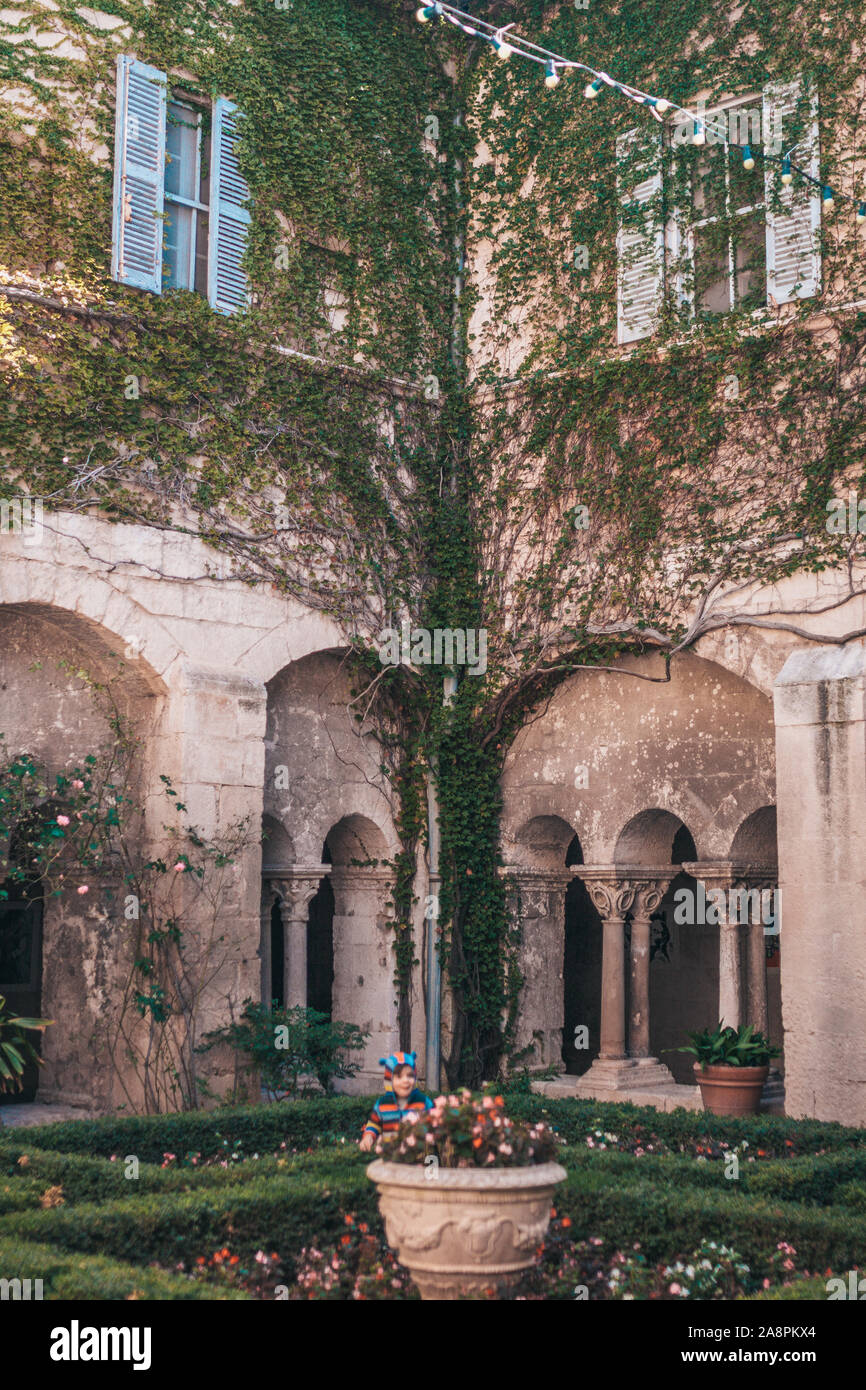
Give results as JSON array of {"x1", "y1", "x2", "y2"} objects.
[
  {"x1": 0, "y1": 993, "x2": 52, "y2": 1119},
  {"x1": 366, "y1": 1091, "x2": 566, "y2": 1300},
  {"x1": 675, "y1": 1021, "x2": 781, "y2": 1117}
]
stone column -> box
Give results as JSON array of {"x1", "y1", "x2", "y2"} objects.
[
  {"x1": 267, "y1": 867, "x2": 330, "y2": 1008},
  {"x1": 629, "y1": 878, "x2": 668, "y2": 1059},
  {"x1": 568, "y1": 866, "x2": 677, "y2": 1092},
  {"x1": 732, "y1": 869, "x2": 775, "y2": 1037},
  {"x1": 500, "y1": 867, "x2": 571, "y2": 1072},
  {"x1": 683, "y1": 862, "x2": 741, "y2": 1028},
  {"x1": 330, "y1": 867, "x2": 396, "y2": 1092}
]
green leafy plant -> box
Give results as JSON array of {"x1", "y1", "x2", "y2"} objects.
[
  {"x1": 198, "y1": 1000, "x2": 369, "y2": 1100},
  {"x1": 673, "y1": 1021, "x2": 781, "y2": 1069},
  {"x1": 0, "y1": 993, "x2": 52, "y2": 1094}
]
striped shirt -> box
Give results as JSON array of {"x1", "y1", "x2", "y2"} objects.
[{"x1": 363, "y1": 1088, "x2": 433, "y2": 1137}]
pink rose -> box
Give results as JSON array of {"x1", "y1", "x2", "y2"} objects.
[
  {"x1": 72, "y1": 779, "x2": 84, "y2": 789},
  {"x1": 173, "y1": 861, "x2": 186, "y2": 872},
  {"x1": 56, "y1": 815, "x2": 70, "y2": 826},
  {"x1": 668, "y1": 1283, "x2": 682, "y2": 1295},
  {"x1": 77, "y1": 885, "x2": 89, "y2": 895}
]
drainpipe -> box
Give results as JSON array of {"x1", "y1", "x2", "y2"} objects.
[
  {"x1": 425, "y1": 673, "x2": 458, "y2": 1091},
  {"x1": 425, "y1": 770, "x2": 442, "y2": 1092}
]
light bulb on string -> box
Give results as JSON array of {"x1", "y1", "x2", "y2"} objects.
[
  {"x1": 742, "y1": 145, "x2": 755, "y2": 170},
  {"x1": 822, "y1": 185, "x2": 834, "y2": 208},
  {"x1": 781, "y1": 157, "x2": 793, "y2": 186},
  {"x1": 654, "y1": 98, "x2": 671, "y2": 115},
  {"x1": 584, "y1": 77, "x2": 604, "y2": 98},
  {"x1": 545, "y1": 61, "x2": 560, "y2": 89},
  {"x1": 857, "y1": 201, "x2": 866, "y2": 225},
  {"x1": 416, "y1": 3, "x2": 441, "y2": 20},
  {"x1": 692, "y1": 122, "x2": 706, "y2": 146},
  {"x1": 491, "y1": 30, "x2": 512, "y2": 60}
]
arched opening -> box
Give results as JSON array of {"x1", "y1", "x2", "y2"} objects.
[
  {"x1": 307, "y1": 840, "x2": 334, "y2": 1018},
  {"x1": 563, "y1": 833, "x2": 602, "y2": 1076},
  {"x1": 0, "y1": 823, "x2": 45, "y2": 1103},
  {"x1": 645, "y1": 822, "x2": 711, "y2": 1084},
  {"x1": 730, "y1": 805, "x2": 782, "y2": 1071}
]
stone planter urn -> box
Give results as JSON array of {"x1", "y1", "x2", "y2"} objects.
[
  {"x1": 366, "y1": 1158, "x2": 567, "y2": 1300},
  {"x1": 695, "y1": 1062, "x2": 769, "y2": 1117}
]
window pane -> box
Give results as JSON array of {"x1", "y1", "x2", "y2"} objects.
[
  {"x1": 693, "y1": 224, "x2": 730, "y2": 314},
  {"x1": 163, "y1": 202, "x2": 195, "y2": 290},
  {"x1": 198, "y1": 129, "x2": 211, "y2": 208},
  {"x1": 691, "y1": 145, "x2": 725, "y2": 220},
  {"x1": 735, "y1": 212, "x2": 766, "y2": 309},
  {"x1": 165, "y1": 101, "x2": 199, "y2": 201},
  {"x1": 194, "y1": 212, "x2": 209, "y2": 296}
]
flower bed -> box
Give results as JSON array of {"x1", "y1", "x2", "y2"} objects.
[{"x1": 0, "y1": 1095, "x2": 864, "y2": 1299}]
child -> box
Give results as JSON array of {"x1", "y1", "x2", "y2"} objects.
[{"x1": 359, "y1": 1050, "x2": 433, "y2": 1152}]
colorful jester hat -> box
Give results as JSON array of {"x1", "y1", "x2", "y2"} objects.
[{"x1": 379, "y1": 1050, "x2": 417, "y2": 1092}]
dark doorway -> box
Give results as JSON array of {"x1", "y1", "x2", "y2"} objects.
[
  {"x1": 562, "y1": 834, "x2": 602, "y2": 1075},
  {"x1": 0, "y1": 878, "x2": 44, "y2": 1103},
  {"x1": 269, "y1": 896, "x2": 284, "y2": 1009},
  {"x1": 307, "y1": 877, "x2": 334, "y2": 1018}
]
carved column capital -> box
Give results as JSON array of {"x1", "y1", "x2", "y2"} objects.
[
  {"x1": 266, "y1": 865, "x2": 330, "y2": 920},
  {"x1": 500, "y1": 866, "x2": 572, "y2": 919},
  {"x1": 571, "y1": 865, "x2": 671, "y2": 920}
]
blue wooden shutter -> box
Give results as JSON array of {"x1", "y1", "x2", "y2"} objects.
[
  {"x1": 111, "y1": 55, "x2": 166, "y2": 293},
  {"x1": 763, "y1": 78, "x2": 821, "y2": 303},
  {"x1": 208, "y1": 98, "x2": 251, "y2": 315},
  {"x1": 616, "y1": 126, "x2": 665, "y2": 344}
]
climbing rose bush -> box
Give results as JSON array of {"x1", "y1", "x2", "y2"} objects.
[{"x1": 379, "y1": 1090, "x2": 561, "y2": 1168}]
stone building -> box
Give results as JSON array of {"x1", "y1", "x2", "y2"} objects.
[{"x1": 1, "y1": 3, "x2": 865, "y2": 1124}]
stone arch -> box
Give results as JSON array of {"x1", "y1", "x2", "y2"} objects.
[
  {"x1": 730, "y1": 805, "x2": 778, "y2": 867},
  {"x1": 0, "y1": 601, "x2": 164, "y2": 1111},
  {"x1": 614, "y1": 808, "x2": 698, "y2": 867},
  {"x1": 508, "y1": 814, "x2": 579, "y2": 872},
  {"x1": 325, "y1": 812, "x2": 390, "y2": 869}
]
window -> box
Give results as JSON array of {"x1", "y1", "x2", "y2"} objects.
[
  {"x1": 111, "y1": 56, "x2": 251, "y2": 314},
  {"x1": 616, "y1": 77, "x2": 821, "y2": 344},
  {"x1": 684, "y1": 101, "x2": 767, "y2": 318},
  {"x1": 163, "y1": 100, "x2": 209, "y2": 295}
]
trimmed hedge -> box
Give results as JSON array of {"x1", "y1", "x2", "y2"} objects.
[
  {"x1": 0, "y1": 1236, "x2": 250, "y2": 1299},
  {"x1": 0, "y1": 1141, "x2": 359, "y2": 1209},
  {"x1": 0, "y1": 1155, "x2": 378, "y2": 1272},
  {"x1": 505, "y1": 1095, "x2": 866, "y2": 1156},
  {"x1": 3, "y1": 1096, "x2": 371, "y2": 1162},
  {"x1": 557, "y1": 1145, "x2": 866, "y2": 1208},
  {"x1": 555, "y1": 1168, "x2": 866, "y2": 1278}
]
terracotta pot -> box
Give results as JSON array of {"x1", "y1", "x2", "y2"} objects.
[
  {"x1": 367, "y1": 1158, "x2": 567, "y2": 1300},
  {"x1": 694, "y1": 1062, "x2": 769, "y2": 1116}
]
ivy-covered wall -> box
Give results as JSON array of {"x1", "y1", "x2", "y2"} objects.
[{"x1": 1, "y1": 0, "x2": 865, "y2": 1090}]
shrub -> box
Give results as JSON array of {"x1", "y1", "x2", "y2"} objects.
[
  {"x1": 3, "y1": 1096, "x2": 371, "y2": 1161},
  {"x1": 0, "y1": 1236, "x2": 250, "y2": 1299},
  {"x1": 198, "y1": 1001, "x2": 369, "y2": 1099}
]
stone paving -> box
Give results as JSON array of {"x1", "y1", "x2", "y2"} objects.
[{"x1": 0, "y1": 1102, "x2": 96, "y2": 1129}]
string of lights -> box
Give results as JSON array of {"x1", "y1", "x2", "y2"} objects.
[{"x1": 416, "y1": 2, "x2": 866, "y2": 222}]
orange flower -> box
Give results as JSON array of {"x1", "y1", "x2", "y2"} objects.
[
  {"x1": 359, "y1": 1223, "x2": 368, "y2": 1233},
  {"x1": 229, "y1": 1255, "x2": 239, "y2": 1266},
  {"x1": 561, "y1": 1217, "x2": 572, "y2": 1228},
  {"x1": 341, "y1": 1235, "x2": 351, "y2": 1245},
  {"x1": 196, "y1": 1257, "x2": 206, "y2": 1266},
  {"x1": 472, "y1": 1137, "x2": 483, "y2": 1148},
  {"x1": 494, "y1": 1096, "x2": 504, "y2": 1106},
  {"x1": 758, "y1": 1149, "x2": 767, "y2": 1157},
  {"x1": 550, "y1": 1207, "x2": 557, "y2": 1218}
]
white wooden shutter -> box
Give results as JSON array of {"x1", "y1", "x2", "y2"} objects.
[
  {"x1": 111, "y1": 55, "x2": 166, "y2": 294},
  {"x1": 208, "y1": 98, "x2": 251, "y2": 315},
  {"x1": 763, "y1": 78, "x2": 821, "y2": 303},
  {"x1": 616, "y1": 126, "x2": 664, "y2": 344}
]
